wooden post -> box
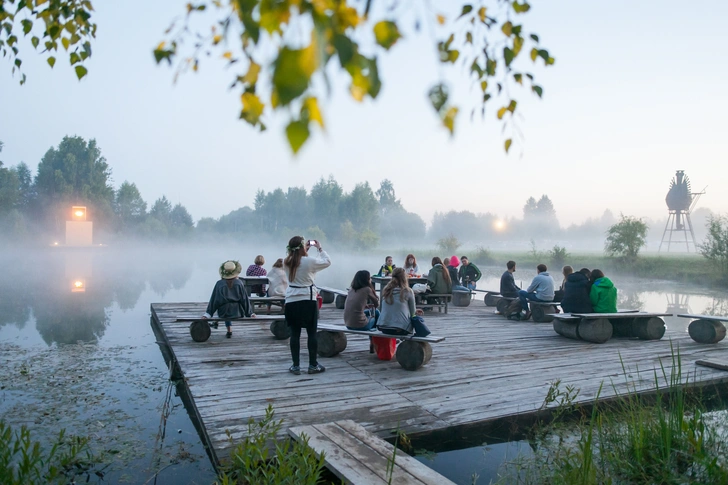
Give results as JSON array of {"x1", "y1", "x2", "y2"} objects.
[
  {"x1": 270, "y1": 320, "x2": 291, "y2": 340},
  {"x1": 335, "y1": 294, "x2": 346, "y2": 309},
  {"x1": 317, "y1": 331, "x2": 348, "y2": 357},
  {"x1": 553, "y1": 318, "x2": 612, "y2": 344},
  {"x1": 190, "y1": 320, "x2": 211, "y2": 342},
  {"x1": 484, "y1": 292, "x2": 500, "y2": 307},
  {"x1": 688, "y1": 319, "x2": 727, "y2": 344},
  {"x1": 395, "y1": 340, "x2": 432, "y2": 370},
  {"x1": 452, "y1": 291, "x2": 471, "y2": 307}
]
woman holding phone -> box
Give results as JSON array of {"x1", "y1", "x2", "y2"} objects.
[{"x1": 284, "y1": 236, "x2": 332, "y2": 375}]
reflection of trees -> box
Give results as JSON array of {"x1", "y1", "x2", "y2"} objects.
[
  {"x1": 617, "y1": 289, "x2": 644, "y2": 311},
  {"x1": 0, "y1": 248, "x2": 193, "y2": 345},
  {"x1": 702, "y1": 298, "x2": 728, "y2": 317}
]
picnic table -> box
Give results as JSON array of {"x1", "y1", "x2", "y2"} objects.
[{"x1": 239, "y1": 275, "x2": 269, "y2": 295}]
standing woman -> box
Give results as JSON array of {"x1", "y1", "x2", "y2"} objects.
[{"x1": 284, "y1": 236, "x2": 332, "y2": 375}]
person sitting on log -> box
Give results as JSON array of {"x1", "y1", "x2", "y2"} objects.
[
  {"x1": 458, "y1": 256, "x2": 482, "y2": 290},
  {"x1": 403, "y1": 253, "x2": 420, "y2": 276},
  {"x1": 377, "y1": 255, "x2": 396, "y2": 277},
  {"x1": 425, "y1": 257, "x2": 453, "y2": 306},
  {"x1": 560, "y1": 268, "x2": 593, "y2": 314},
  {"x1": 500, "y1": 260, "x2": 520, "y2": 298},
  {"x1": 517, "y1": 264, "x2": 555, "y2": 320},
  {"x1": 201, "y1": 260, "x2": 256, "y2": 338},
  {"x1": 266, "y1": 258, "x2": 288, "y2": 297},
  {"x1": 378, "y1": 268, "x2": 429, "y2": 337},
  {"x1": 589, "y1": 269, "x2": 618, "y2": 313},
  {"x1": 554, "y1": 265, "x2": 573, "y2": 302},
  {"x1": 344, "y1": 270, "x2": 380, "y2": 331},
  {"x1": 245, "y1": 255, "x2": 267, "y2": 296},
  {"x1": 447, "y1": 255, "x2": 469, "y2": 292}
]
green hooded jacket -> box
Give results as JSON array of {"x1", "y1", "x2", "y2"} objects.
[
  {"x1": 427, "y1": 264, "x2": 453, "y2": 294},
  {"x1": 590, "y1": 277, "x2": 617, "y2": 313}
]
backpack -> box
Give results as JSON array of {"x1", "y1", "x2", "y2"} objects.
[
  {"x1": 504, "y1": 299, "x2": 524, "y2": 320},
  {"x1": 372, "y1": 336, "x2": 397, "y2": 360}
]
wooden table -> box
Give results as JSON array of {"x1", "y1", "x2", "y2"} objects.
[{"x1": 239, "y1": 275, "x2": 269, "y2": 295}]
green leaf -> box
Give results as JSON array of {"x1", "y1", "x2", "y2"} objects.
[
  {"x1": 465, "y1": 32, "x2": 472, "y2": 44},
  {"x1": 373, "y1": 21, "x2": 401, "y2": 50},
  {"x1": 61, "y1": 37, "x2": 69, "y2": 50},
  {"x1": 286, "y1": 120, "x2": 310, "y2": 154},
  {"x1": 480, "y1": 80, "x2": 488, "y2": 92},
  {"x1": 302, "y1": 97, "x2": 324, "y2": 129},
  {"x1": 486, "y1": 59, "x2": 496, "y2": 76},
  {"x1": 508, "y1": 100, "x2": 517, "y2": 113},
  {"x1": 530, "y1": 33, "x2": 539, "y2": 43},
  {"x1": 504, "y1": 47, "x2": 514, "y2": 67},
  {"x1": 532, "y1": 85, "x2": 543, "y2": 97},
  {"x1": 74, "y1": 65, "x2": 87, "y2": 80},
  {"x1": 512, "y1": 1, "x2": 531, "y2": 13},
  {"x1": 470, "y1": 59, "x2": 483, "y2": 77},
  {"x1": 240, "y1": 92, "x2": 264, "y2": 125},
  {"x1": 428, "y1": 83, "x2": 448, "y2": 113},
  {"x1": 31, "y1": 36, "x2": 39, "y2": 48},
  {"x1": 70, "y1": 52, "x2": 80, "y2": 64},
  {"x1": 505, "y1": 138, "x2": 513, "y2": 153},
  {"x1": 513, "y1": 36, "x2": 524, "y2": 56},
  {"x1": 332, "y1": 34, "x2": 354, "y2": 66},
  {"x1": 497, "y1": 106, "x2": 507, "y2": 120},
  {"x1": 458, "y1": 5, "x2": 473, "y2": 18},
  {"x1": 21, "y1": 19, "x2": 32, "y2": 35},
  {"x1": 272, "y1": 44, "x2": 317, "y2": 106},
  {"x1": 513, "y1": 73, "x2": 522, "y2": 84},
  {"x1": 530, "y1": 47, "x2": 538, "y2": 62},
  {"x1": 47, "y1": 56, "x2": 56, "y2": 68}
]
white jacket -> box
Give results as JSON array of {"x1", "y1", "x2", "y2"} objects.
[
  {"x1": 267, "y1": 267, "x2": 289, "y2": 297},
  {"x1": 284, "y1": 249, "x2": 332, "y2": 303}
]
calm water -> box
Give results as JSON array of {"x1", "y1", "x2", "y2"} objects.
[{"x1": 0, "y1": 245, "x2": 725, "y2": 484}]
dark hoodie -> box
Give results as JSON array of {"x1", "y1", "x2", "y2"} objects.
[
  {"x1": 560, "y1": 272, "x2": 593, "y2": 313},
  {"x1": 590, "y1": 277, "x2": 617, "y2": 313}
]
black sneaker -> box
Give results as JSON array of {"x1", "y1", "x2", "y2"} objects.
[
  {"x1": 308, "y1": 364, "x2": 326, "y2": 374},
  {"x1": 289, "y1": 365, "x2": 301, "y2": 375}
]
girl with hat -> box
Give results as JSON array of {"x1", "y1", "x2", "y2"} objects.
[{"x1": 201, "y1": 260, "x2": 255, "y2": 338}]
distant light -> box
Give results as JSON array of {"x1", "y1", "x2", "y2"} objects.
[
  {"x1": 53, "y1": 242, "x2": 59, "y2": 246},
  {"x1": 71, "y1": 206, "x2": 87, "y2": 221},
  {"x1": 71, "y1": 280, "x2": 86, "y2": 293},
  {"x1": 493, "y1": 220, "x2": 506, "y2": 231}
]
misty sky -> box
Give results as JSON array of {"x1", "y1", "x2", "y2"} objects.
[{"x1": 1, "y1": 1, "x2": 726, "y2": 227}]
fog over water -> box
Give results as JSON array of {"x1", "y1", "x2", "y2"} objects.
[{"x1": 0, "y1": 241, "x2": 726, "y2": 484}]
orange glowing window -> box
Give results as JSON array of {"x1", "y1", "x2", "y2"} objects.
[{"x1": 71, "y1": 206, "x2": 87, "y2": 221}]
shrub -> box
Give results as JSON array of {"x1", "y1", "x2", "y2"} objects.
[
  {"x1": 219, "y1": 404, "x2": 326, "y2": 485},
  {"x1": 436, "y1": 234, "x2": 461, "y2": 254},
  {"x1": 549, "y1": 245, "x2": 569, "y2": 268},
  {"x1": 605, "y1": 214, "x2": 648, "y2": 260},
  {"x1": 699, "y1": 214, "x2": 728, "y2": 277},
  {"x1": 473, "y1": 245, "x2": 495, "y2": 265}
]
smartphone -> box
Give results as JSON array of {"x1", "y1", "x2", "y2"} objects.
[{"x1": 308, "y1": 240, "x2": 316, "y2": 245}]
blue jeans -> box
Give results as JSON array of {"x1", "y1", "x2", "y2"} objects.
[
  {"x1": 466, "y1": 281, "x2": 476, "y2": 290},
  {"x1": 453, "y1": 284, "x2": 469, "y2": 292},
  {"x1": 518, "y1": 289, "x2": 545, "y2": 312},
  {"x1": 348, "y1": 309, "x2": 379, "y2": 331}
]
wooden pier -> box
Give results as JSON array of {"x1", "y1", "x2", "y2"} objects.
[{"x1": 150, "y1": 301, "x2": 728, "y2": 469}]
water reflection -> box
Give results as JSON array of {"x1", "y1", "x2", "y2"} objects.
[
  {"x1": 666, "y1": 292, "x2": 691, "y2": 315},
  {"x1": 702, "y1": 297, "x2": 728, "y2": 317},
  {"x1": 0, "y1": 248, "x2": 192, "y2": 346}
]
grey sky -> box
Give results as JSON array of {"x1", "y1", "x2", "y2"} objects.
[{"x1": 1, "y1": 0, "x2": 726, "y2": 227}]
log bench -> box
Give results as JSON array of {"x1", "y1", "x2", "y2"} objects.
[
  {"x1": 493, "y1": 297, "x2": 559, "y2": 322},
  {"x1": 552, "y1": 312, "x2": 671, "y2": 344},
  {"x1": 452, "y1": 289, "x2": 472, "y2": 307},
  {"x1": 416, "y1": 293, "x2": 451, "y2": 314},
  {"x1": 677, "y1": 314, "x2": 728, "y2": 344},
  {"x1": 475, "y1": 289, "x2": 502, "y2": 307},
  {"x1": 249, "y1": 296, "x2": 285, "y2": 313},
  {"x1": 316, "y1": 323, "x2": 445, "y2": 370},
  {"x1": 317, "y1": 286, "x2": 348, "y2": 309},
  {"x1": 176, "y1": 316, "x2": 289, "y2": 342}
]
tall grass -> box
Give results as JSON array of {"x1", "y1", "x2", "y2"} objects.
[{"x1": 497, "y1": 344, "x2": 728, "y2": 484}]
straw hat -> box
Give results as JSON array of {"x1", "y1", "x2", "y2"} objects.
[{"x1": 219, "y1": 260, "x2": 242, "y2": 279}]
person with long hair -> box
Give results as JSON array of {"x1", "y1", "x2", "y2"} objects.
[
  {"x1": 344, "y1": 270, "x2": 379, "y2": 331},
  {"x1": 427, "y1": 256, "x2": 452, "y2": 295},
  {"x1": 403, "y1": 254, "x2": 419, "y2": 276},
  {"x1": 284, "y1": 236, "x2": 331, "y2": 375},
  {"x1": 201, "y1": 260, "x2": 255, "y2": 338},
  {"x1": 378, "y1": 268, "x2": 418, "y2": 335}
]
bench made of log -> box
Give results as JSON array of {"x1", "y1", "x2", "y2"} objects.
[
  {"x1": 318, "y1": 286, "x2": 348, "y2": 309},
  {"x1": 481, "y1": 290, "x2": 502, "y2": 307},
  {"x1": 552, "y1": 312, "x2": 671, "y2": 344},
  {"x1": 493, "y1": 297, "x2": 559, "y2": 322},
  {"x1": 316, "y1": 323, "x2": 444, "y2": 371},
  {"x1": 452, "y1": 289, "x2": 472, "y2": 307},
  {"x1": 176, "y1": 316, "x2": 289, "y2": 342},
  {"x1": 288, "y1": 420, "x2": 456, "y2": 485},
  {"x1": 416, "y1": 293, "x2": 451, "y2": 314},
  {"x1": 676, "y1": 314, "x2": 728, "y2": 344}
]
